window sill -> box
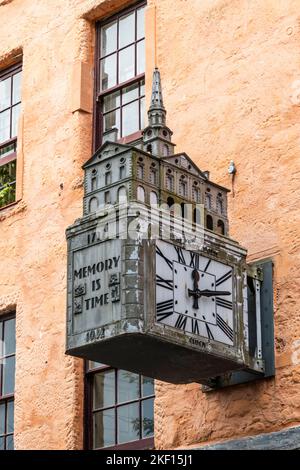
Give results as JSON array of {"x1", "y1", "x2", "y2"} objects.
[{"x1": 0, "y1": 199, "x2": 26, "y2": 221}]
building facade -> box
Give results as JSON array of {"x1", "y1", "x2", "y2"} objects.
[{"x1": 0, "y1": 0, "x2": 300, "y2": 450}]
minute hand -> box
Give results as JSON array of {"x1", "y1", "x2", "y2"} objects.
[
  {"x1": 199, "y1": 289, "x2": 231, "y2": 297},
  {"x1": 188, "y1": 289, "x2": 231, "y2": 298}
]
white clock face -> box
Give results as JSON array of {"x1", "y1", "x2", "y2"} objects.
[{"x1": 155, "y1": 240, "x2": 234, "y2": 346}]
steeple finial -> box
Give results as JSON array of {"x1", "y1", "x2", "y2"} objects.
[
  {"x1": 142, "y1": 68, "x2": 175, "y2": 157},
  {"x1": 149, "y1": 68, "x2": 165, "y2": 112},
  {"x1": 147, "y1": 68, "x2": 166, "y2": 127}
]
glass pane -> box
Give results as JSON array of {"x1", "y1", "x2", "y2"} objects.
[
  {"x1": 118, "y1": 370, "x2": 139, "y2": 403},
  {"x1": 101, "y1": 54, "x2": 117, "y2": 91},
  {"x1": 4, "y1": 318, "x2": 16, "y2": 356},
  {"x1": 140, "y1": 97, "x2": 145, "y2": 129},
  {"x1": 119, "y1": 12, "x2": 135, "y2": 48},
  {"x1": 103, "y1": 109, "x2": 120, "y2": 138},
  {"x1": 0, "y1": 437, "x2": 4, "y2": 450},
  {"x1": 101, "y1": 21, "x2": 117, "y2": 57},
  {"x1": 122, "y1": 83, "x2": 139, "y2": 105},
  {"x1": 11, "y1": 104, "x2": 21, "y2": 138},
  {"x1": 6, "y1": 435, "x2": 14, "y2": 450},
  {"x1": 12, "y1": 72, "x2": 22, "y2": 105},
  {"x1": 0, "y1": 77, "x2": 11, "y2": 111},
  {"x1": 6, "y1": 401, "x2": 14, "y2": 434},
  {"x1": 93, "y1": 409, "x2": 115, "y2": 449},
  {"x1": 3, "y1": 356, "x2": 15, "y2": 396},
  {"x1": 119, "y1": 45, "x2": 135, "y2": 83},
  {"x1": 93, "y1": 370, "x2": 115, "y2": 409},
  {"x1": 88, "y1": 361, "x2": 105, "y2": 371},
  {"x1": 0, "y1": 160, "x2": 16, "y2": 187},
  {"x1": 117, "y1": 403, "x2": 139, "y2": 444},
  {"x1": 103, "y1": 91, "x2": 120, "y2": 112},
  {"x1": 0, "y1": 404, "x2": 5, "y2": 435},
  {"x1": 0, "y1": 142, "x2": 16, "y2": 159},
  {"x1": 122, "y1": 100, "x2": 139, "y2": 137},
  {"x1": 142, "y1": 398, "x2": 154, "y2": 438},
  {"x1": 142, "y1": 376, "x2": 154, "y2": 397},
  {"x1": 140, "y1": 80, "x2": 145, "y2": 96},
  {"x1": 0, "y1": 321, "x2": 2, "y2": 356},
  {"x1": 0, "y1": 110, "x2": 10, "y2": 143},
  {"x1": 137, "y1": 7, "x2": 145, "y2": 40},
  {"x1": 137, "y1": 40, "x2": 145, "y2": 75}
]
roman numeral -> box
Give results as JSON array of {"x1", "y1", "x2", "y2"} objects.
[
  {"x1": 190, "y1": 252, "x2": 199, "y2": 269},
  {"x1": 216, "y1": 314, "x2": 234, "y2": 342},
  {"x1": 205, "y1": 323, "x2": 214, "y2": 340},
  {"x1": 216, "y1": 298, "x2": 233, "y2": 310},
  {"x1": 175, "y1": 246, "x2": 186, "y2": 264},
  {"x1": 191, "y1": 318, "x2": 200, "y2": 335},
  {"x1": 175, "y1": 314, "x2": 187, "y2": 331},
  {"x1": 216, "y1": 269, "x2": 232, "y2": 286},
  {"x1": 203, "y1": 259, "x2": 211, "y2": 272},
  {"x1": 156, "y1": 275, "x2": 173, "y2": 291},
  {"x1": 156, "y1": 245, "x2": 173, "y2": 270},
  {"x1": 157, "y1": 299, "x2": 174, "y2": 321}
]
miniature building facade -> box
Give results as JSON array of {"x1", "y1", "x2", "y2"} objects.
[{"x1": 83, "y1": 69, "x2": 229, "y2": 236}]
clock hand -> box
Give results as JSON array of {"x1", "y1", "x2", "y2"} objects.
[
  {"x1": 191, "y1": 269, "x2": 200, "y2": 309},
  {"x1": 188, "y1": 288, "x2": 231, "y2": 299},
  {"x1": 198, "y1": 289, "x2": 231, "y2": 297}
]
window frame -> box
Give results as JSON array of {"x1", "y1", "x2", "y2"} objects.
[
  {"x1": 94, "y1": 1, "x2": 147, "y2": 151},
  {"x1": 0, "y1": 311, "x2": 16, "y2": 451},
  {"x1": 0, "y1": 62, "x2": 22, "y2": 210},
  {"x1": 84, "y1": 363, "x2": 155, "y2": 450}
]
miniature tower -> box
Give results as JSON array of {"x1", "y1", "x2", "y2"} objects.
[{"x1": 142, "y1": 68, "x2": 175, "y2": 157}]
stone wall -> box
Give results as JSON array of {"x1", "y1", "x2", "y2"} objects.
[{"x1": 0, "y1": 0, "x2": 299, "y2": 449}]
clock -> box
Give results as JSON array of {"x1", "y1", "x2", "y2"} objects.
[{"x1": 155, "y1": 240, "x2": 234, "y2": 346}]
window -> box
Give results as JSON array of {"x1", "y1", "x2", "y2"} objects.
[
  {"x1": 216, "y1": 195, "x2": 223, "y2": 214},
  {"x1": 95, "y1": 2, "x2": 146, "y2": 148},
  {"x1": 137, "y1": 164, "x2": 144, "y2": 179},
  {"x1": 166, "y1": 174, "x2": 174, "y2": 192},
  {"x1": 137, "y1": 185, "x2": 145, "y2": 202},
  {"x1": 206, "y1": 214, "x2": 213, "y2": 231},
  {"x1": 86, "y1": 362, "x2": 154, "y2": 450},
  {"x1": 0, "y1": 313, "x2": 15, "y2": 450},
  {"x1": 0, "y1": 64, "x2": 22, "y2": 209},
  {"x1": 179, "y1": 177, "x2": 187, "y2": 197},
  {"x1": 149, "y1": 167, "x2": 157, "y2": 185}
]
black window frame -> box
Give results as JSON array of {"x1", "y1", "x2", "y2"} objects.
[
  {"x1": 0, "y1": 311, "x2": 16, "y2": 450},
  {"x1": 94, "y1": 1, "x2": 147, "y2": 151},
  {"x1": 0, "y1": 62, "x2": 22, "y2": 209},
  {"x1": 85, "y1": 363, "x2": 155, "y2": 450}
]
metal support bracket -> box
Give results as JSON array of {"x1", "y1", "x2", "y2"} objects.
[{"x1": 203, "y1": 260, "x2": 275, "y2": 391}]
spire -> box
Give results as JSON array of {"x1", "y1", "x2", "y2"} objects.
[
  {"x1": 142, "y1": 68, "x2": 175, "y2": 157},
  {"x1": 150, "y1": 68, "x2": 165, "y2": 111},
  {"x1": 148, "y1": 68, "x2": 166, "y2": 127}
]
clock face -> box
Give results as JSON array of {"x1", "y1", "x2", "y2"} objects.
[{"x1": 155, "y1": 240, "x2": 234, "y2": 346}]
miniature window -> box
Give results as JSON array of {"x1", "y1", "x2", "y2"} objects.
[
  {"x1": 119, "y1": 165, "x2": 126, "y2": 179},
  {"x1": 217, "y1": 219, "x2": 225, "y2": 235},
  {"x1": 166, "y1": 174, "x2": 174, "y2": 192},
  {"x1": 137, "y1": 164, "x2": 144, "y2": 179},
  {"x1": 216, "y1": 195, "x2": 223, "y2": 214},
  {"x1": 150, "y1": 191, "x2": 158, "y2": 205},
  {"x1": 0, "y1": 313, "x2": 15, "y2": 450},
  {"x1": 179, "y1": 178, "x2": 187, "y2": 197},
  {"x1": 0, "y1": 64, "x2": 22, "y2": 209},
  {"x1": 192, "y1": 186, "x2": 200, "y2": 203},
  {"x1": 85, "y1": 362, "x2": 154, "y2": 450},
  {"x1": 149, "y1": 168, "x2": 157, "y2": 185},
  {"x1": 205, "y1": 192, "x2": 212, "y2": 209},
  {"x1": 105, "y1": 171, "x2": 112, "y2": 185},
  {"x1": 95, "y1": 2, "x2": 146, "y2": 148},
  {"x1": 104, "y1": 191, "x2": 111, "y2": 204},
  {"x1": 137, "y1": 185, "x2": 145, "y2": 202},
  {"x1": 206, "y1": 214, "x2": 213, "y2": 231},
  {"x1": 89, "y1": 197, "x2": 99, "y2": 213},
  {"x1": 118, "y1": 186, "x2": 127, "y2": 203}
]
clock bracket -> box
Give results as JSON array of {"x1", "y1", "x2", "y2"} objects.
[{"x1": 202, "y1": 260, "x2": 275, "y2": 391}]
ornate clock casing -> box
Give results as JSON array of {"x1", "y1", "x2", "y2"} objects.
[{"x1": 66, "y1": 207, "x2": 252, "y2": 384}]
